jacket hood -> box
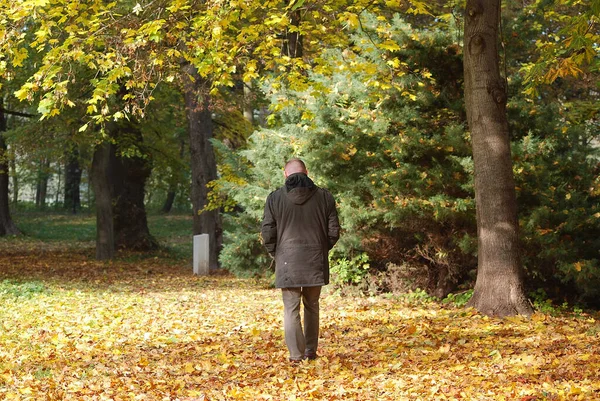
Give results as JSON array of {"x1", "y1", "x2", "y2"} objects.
[{"x1": 285, "y1": 173, "x2": 317, "y2": 205}]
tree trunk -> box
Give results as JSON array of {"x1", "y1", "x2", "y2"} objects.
[
  {"x1": 91, "y1": 120, "x2": 158, "y2": 259},
  {"x1": 91, "y1": 142, "x2": 115, "y2": 260},
  {"x1": 161, "y1": 136, "x2": 186, "y2": 214},
  {"x1": 282, "y1": 9, "x2": 303, "y2": 58},
  {"x1": 463, "y1": 0, "x2": 532, "y2": 317},
  {"x1": 55, "y1": 163, "x2": 61, "y2": 205},
  {"x1": 110, "y1": 121, "x2": 158, "y2": 251},
  {"x1": 2, "y1": 103, "x2": 34, "y2": 208},
  {"x1": 0, "y1": 99, "x2": 19, "y2": 236},
  {"x1": 243, "y1": 82, "x2": 254, "y2": 124},
  {"x1": 10, "y1": 154, "x2": 18, "y2": 205},
  {"x1": 64, "y1": 147, "x2": 82, "y2": 214},
  {"x1": 161, "y1": 190, "x2": 176, "y2": 214},
  {"x1": 0, "y1": 141, "x2": 18, "y2": 236},
  {"x1": 35, "y1": 158, "x2": 50, "y2": 209},
  {"x1": 182, "y1": 63, "x2": 221, "y2": 270}
]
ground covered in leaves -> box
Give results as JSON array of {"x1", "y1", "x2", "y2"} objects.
[{"x1": 1, "y1": 247, "x2": 600, "y2": 400}]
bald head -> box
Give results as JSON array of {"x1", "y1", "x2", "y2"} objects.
[{"x1": 284, "y1": 158, "x2": 308, "y2": 178}]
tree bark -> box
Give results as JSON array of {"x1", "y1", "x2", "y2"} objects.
[
  {"x1": 0, "y1": 98, "x2": 19, "y2": 236},
  {"x1": 161, "y1": 191, "x2": 176, "y2": 214},
  {"x1": 91, "y1": 142, "x2": 115, "y2": 260},
  {"x1": 243, "y1": 82, "x2": 254, "y2": 124},
  {"x1": 35, "y1": 158, "x2": 50, "y2": 209},
  {"x1": 64, "y1": 147, "x2": 82, "y2": 214},
  {"x1": 161, "y1": 136, "x2": 186, "y2": 214},
  {"x1": 282, "y1": 9, "x2": 303, "y2": 58},
  {"x1": 110, "y1": 121, "x2": 158, "y2": 251},
  {"x1": 10, "y1": 155, "x2": 18, "y2": 204},
  {"x1": 182, "y1": 63, "x2": 221, "y2": 270},
  {"x1": 1, "y1": 105, "x2": 34, "y2": 208},
  {"x1": 463, "y1": 0, "x2": 532, "y2": 317},
  {"x1": 54, "y1": 163, "x2": 61, "y2": 205}
]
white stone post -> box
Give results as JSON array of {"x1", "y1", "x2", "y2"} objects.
[{"x1": 193, "y1": 234, "x2": 210, "y2": 276}]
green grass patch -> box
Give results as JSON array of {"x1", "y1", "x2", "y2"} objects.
[
  {"x1": 0, "y1": 279, "x2": 50, "y2": 298},
  {"x1": 13, "y1": 212, "x2": 96, "y2": 242},
  {"x1": 7, "y1": 211, "x2": 194, "y2": 261},
  {"x1": 147, "y1": 213, "x2": 193, "y2": 259}
]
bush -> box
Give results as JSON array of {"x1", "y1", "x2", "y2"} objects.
[
  {"x1": 218, "y1": 213, "x2": 272, "y2": 278},
  {"x1": 213, "y1": 17, "x2": 476, "y2": 296},
  {"x1": 329, "y1": 252, "x2": 370, "y2": 286},
  {"x1": 442, "y1": 290, "x2": 474, "y2": 307},
  {"x1": 211, "y1": 14, "x2": 599, "y2": 307},
  {"x1": 511, "y1": 102, "x2": 600, "y2": 306}
]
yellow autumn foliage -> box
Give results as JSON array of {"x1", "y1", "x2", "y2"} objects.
[{"x1": 0, "y1": 246, "x2": 599, "y2": 400}]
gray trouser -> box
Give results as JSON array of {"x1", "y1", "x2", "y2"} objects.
[{"x1": 281, "y1": 286, "x2": 322, "y2": 360}]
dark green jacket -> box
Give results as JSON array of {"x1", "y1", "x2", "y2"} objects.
[{"x1": 261, "y1": 173, "x2": 340, "y2": 288}]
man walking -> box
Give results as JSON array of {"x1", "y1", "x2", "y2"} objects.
[{"x1": 261, "y1": 158, "x2": 340, "y2": 363}]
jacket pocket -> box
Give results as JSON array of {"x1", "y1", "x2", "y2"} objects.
[{"x1": 277, "y1": 245, "x2": 326, "y2": 285}]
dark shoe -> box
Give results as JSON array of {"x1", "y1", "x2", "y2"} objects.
[
  {"x1": 289, "y1": 357, "x2": 304, "y2": 364},
  {"x1": 304, "y1": 352, "x2": 318, "y2": 360}
]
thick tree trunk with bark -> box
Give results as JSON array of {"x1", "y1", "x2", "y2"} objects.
[
  {"x1": 111, "y1": 121, "x2": 158, "y2": 251},
  {"x1": 64, "y1": 147, "x2": 82, "y2": 214},
  {"x1": 91, "y1": 120, "x2": 157, "y2": 259},
  {"x1": 91, "y1": 142, "x2": 115, "y2": 260},
  {"x1": 0, "y1": 147, "x2": 18, "y2": 236},
  {"x1": 463, "y1": 0, "x2": 532, "y2": 316},
  {"x1": 0, "y1": 99, "x2": 19, "y2": 236},
  {"x1": 182, "y1": 63, "x2": 221, "y2": 270}
]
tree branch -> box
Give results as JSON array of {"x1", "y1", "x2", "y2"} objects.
[{"x1": 0, "y1": 108, "x2": 36, "y2": 118}]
